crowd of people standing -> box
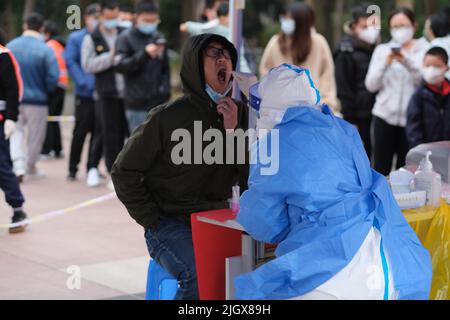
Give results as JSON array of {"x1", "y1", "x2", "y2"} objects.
[{"x1": 0, "y1": 0, "x2": 450, "y2": 234}]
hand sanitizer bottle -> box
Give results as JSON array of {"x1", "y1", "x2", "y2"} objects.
[{"x1": 414, "y1": 151, "x2": 442, "y2": 207}]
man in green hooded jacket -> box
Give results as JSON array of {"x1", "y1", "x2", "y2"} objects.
[{"x1": 112, "y1": 34, "x2": 248, "y2": 300}]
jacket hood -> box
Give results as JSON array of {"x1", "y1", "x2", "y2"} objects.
[{"x1": 180, "y1": 34, "x2": 238, "y2": 104}]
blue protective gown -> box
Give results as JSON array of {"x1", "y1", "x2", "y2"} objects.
[{"x1": 235, "y1": 105, "x2": 432, "y2": 300}]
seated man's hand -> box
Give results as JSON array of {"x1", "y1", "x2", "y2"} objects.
[{"x1": 217, "y1": 97, "x2": 238, "y2": 130}]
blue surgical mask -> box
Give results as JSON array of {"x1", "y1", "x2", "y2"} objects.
[
  {"x1": 103, "y1": 19, "x2": 118, "y2": 30},
  {"x1": 205, "y1": 82, "x2": 233, "y2": 104},
  {"x1": 88, "y1": 19, "x2": 99, "y2": 31},
  {"x1": 137, "y1": 22, "x2": 158, "y2": 35},
  {"x1": 118, "y1": 20, "x2": 133, "y2": 29}
]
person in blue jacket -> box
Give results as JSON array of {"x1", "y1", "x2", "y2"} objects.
[
  {"x1": 7, "y1": 13, "x2": 59, "y2": 181},
  {"x1": 235, "y1": 64, "x2": 432, "y2": 300},
  {"x1": 65, "y1": 3, "x2": 104, "y2": 187},
  {"x1": 406, "y1": 46, "x2": 450, "y2": 149}
]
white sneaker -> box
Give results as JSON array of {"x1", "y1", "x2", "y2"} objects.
[
  {"x1": 86, "y1": 168, "x2": 100, "y2": 188},
  {"x1": 26, "y1": 167, "x2": 46, "y2": 181},
  {"x1": 107, "y1": 179, "x2": 115, "y2": 192}
]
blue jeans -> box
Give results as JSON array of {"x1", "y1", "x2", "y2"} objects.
[
  {"x1": 144, "y1": 217, "x2": 199, "y2": 300},
  {"x1": 126, "y1": 110, "x2": 148, "y2": 134}
]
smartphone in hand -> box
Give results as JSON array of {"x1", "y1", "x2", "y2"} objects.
[{"x1": 391, "y1": 43, "x2": 402, "y2": 55}]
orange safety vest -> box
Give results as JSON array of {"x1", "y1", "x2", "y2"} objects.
[
  {"x1": 0, "y1": 44, "x2": 23, "y2": 102},
  {"x1": 47, "y1": 39, "x2": 69, "y2": 88}
]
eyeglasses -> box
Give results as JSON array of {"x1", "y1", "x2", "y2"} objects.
[{"x1": 204, "y1": 46, "x2": 232, "y2": 60}]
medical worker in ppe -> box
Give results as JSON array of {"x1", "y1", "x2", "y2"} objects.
[{"x1": 235, "y1": 64, "x2": 432, "y2": 300}]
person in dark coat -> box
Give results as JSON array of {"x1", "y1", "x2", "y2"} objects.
[
  {"x1": 112, "y1": 34, "x2": 249, "y2": 300},
  {"x1": 407, "y1": 47, "x2": 450, "y2": 148},
  {"x1": 115, "y1": 0, "x2": 171, "y2": 133},
  {"x1": 334, "y1": 3, "x2": 379, "y2": 159},
  {"x1": 0, "y1": 33, "x2": 28, "y2": 234}
]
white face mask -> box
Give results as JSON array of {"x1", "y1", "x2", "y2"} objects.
[
  {"x1": 391, "y1": 26, "x2": 414, "y2": 45},
  {"x1": 422, "y1": 66, "x2": 447, "y2": 86},
  {"x1": 280, "y1": 18, "x2": 296, "y2": 36},
  {"x1": 358, "y1": 27, "x2": 380, "y2": 45}
]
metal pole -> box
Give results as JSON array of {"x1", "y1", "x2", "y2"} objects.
[{"x1": 230, "y1": 0, "x2": 245, "y2": 100}]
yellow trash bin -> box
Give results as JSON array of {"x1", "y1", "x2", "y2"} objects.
[{"x1": 404, "y1": 200, "x2": 450, "y2": 300}]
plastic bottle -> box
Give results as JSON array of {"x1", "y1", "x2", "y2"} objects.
[
  {"x1": 414, "y1": 151, "x2": 442, "y2": 207},
  {"x1": 231, "y1": 185, "x2": 240, "y2": 214}
]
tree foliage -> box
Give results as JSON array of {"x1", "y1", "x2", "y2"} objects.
[{"x1": 1, "y1": 0, "x2": 449, "y2": 48}]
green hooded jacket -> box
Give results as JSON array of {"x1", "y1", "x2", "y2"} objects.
[{"x1": 111, "y1": 34, "x2": 249, "y2": 230}]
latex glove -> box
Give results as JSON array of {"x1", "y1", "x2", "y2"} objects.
[{"x1": 4, "y1": 120, "x2": 16, "y2": 140}]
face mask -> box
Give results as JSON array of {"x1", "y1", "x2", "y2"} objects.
[
  {"x1": 118, "y1": 20, "x2": 133, "y2": 29},
  {"x1": 422, "y1": 66, "x2": 447, "y2": 85},
  {"x1": 280, "y1": 18, "x2": 296, "y2": 36},
  {"x1": 103, "y1": 19, "x2": 118, "y2": 30},
  {"x1": 205, "y1": 82, "x2": 233, "y2": 104},
  {"x1": 391, "y1": 27, "x2": 414, "y2": 45},
  {"x1": 358, "y1": 27, "x2": 380, "y2": 45},
  {"x1": 137, "y1": 22, "x2": 158, "y2": 35},
  {"x1": 88, "y1": 19, "x2": 99, "y2": 31}
]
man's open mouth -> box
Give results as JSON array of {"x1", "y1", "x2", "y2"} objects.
[{"x1": 218, "y1": 68, "x2": 227, "y2": 84}]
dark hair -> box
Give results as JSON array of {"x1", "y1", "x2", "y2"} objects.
[
  {"x1": 100, "y1": 0, "x2": 118, "y2": 11},
  {"x1": 85, "y1": 3, "x2": 99, "y2": 16},
  {"x1": 429, "y1": 13, "x2": 449, "y2": 38},
  {"x1": 25, "y1": 12, "x2": 44, "y2": 31},
  {"x1": 135, "y1": 0, "x2": 159, "y2": 15},
  {"x1": 426, "y1": 46, "x2": 449, "y2": 65},
  {"x1": 43, "y1": 20, "x2": 59, "y2": 39},
  {"x1": 444, "y1": 5, "x2": 450, "y2": 24},
  {"x1": 0, "y1": 28, "x2": 6, "y2": 46},
  {"x1": 199, "y1": 34, "x2": 238, "y2": 87},
  {"x1": 350, "y1": 3, "x2": 373, "y2": 28},
  {"x1": 205, "y1": 0, "x2": 224, "y2": 10},
  {"x1": 388, "y1": 7, "x2": 416, "y2": 26},
  {"x1": 217, "y1": 2, "x2": 229, "y2": 18},
  {"x1": 279, "y1": 2, "x2": 315, "y2": 65},
  {"x1": 120, "y1": 5, "x2": 134, "y2": 14}
]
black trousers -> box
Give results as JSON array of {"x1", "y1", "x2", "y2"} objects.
[
  {"x1": 372, "y1": 116, "x2": 409, "y2": 176},
  {"x1": 344, "y1": 115, "x2": 372, "y2": 162},
  {"x1": 42, "y1": 86, "x2": 65, "y2": 155},
  {"x1": 0, "y1": 122, "x2": 25, "y2": 209},
  {"x1": 98, "y1": 97, "x2": 128, "y2": 173},
  {"x1": 68, "y1": 96, "x2": 103, "y2": 175}
]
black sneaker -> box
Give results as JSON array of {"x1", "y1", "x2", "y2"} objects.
[
  {"x1": 55, "y1": 152, "x2": 64, "y2": 159},
  {"x1": 9, "y1": 211, "x2": 28, "y2": 234},
  {"x1": 67, "y1": 172, "x2": 77, "y2": 182},
  {"x1": 17, "y1": 175, "x2": 24, "y2": 184}
]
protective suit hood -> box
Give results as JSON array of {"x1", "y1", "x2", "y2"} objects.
[{"x1": 249, "y1": 64, "x2": 321, "y2": 130}]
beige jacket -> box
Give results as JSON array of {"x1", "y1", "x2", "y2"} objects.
[{"x1": 259, "y1": 32, "x2": 340, "y2": 113}]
